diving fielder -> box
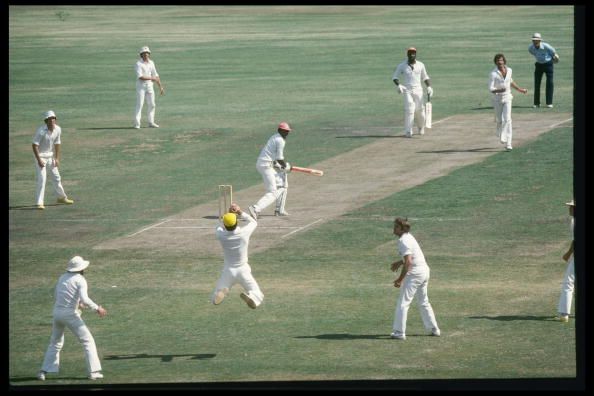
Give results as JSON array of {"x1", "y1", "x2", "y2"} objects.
[{"x1": 392, "y1": 47, "x2": 433, "y2": 137}]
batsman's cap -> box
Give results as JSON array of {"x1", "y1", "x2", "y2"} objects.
[
  {"x1": 278, "y1": 122, "x2": 292, "y2": 132},
  {"x1": 565, "y1": 199, "x2": 575, "y2": 207},
  {"x1": 66, "y1": 256, "x2": 90, "y2": 272},
  {"x1": 531, "y1": 33, "x2": 542, "y2": 41},
  {"x1": 139, "y1": 46, "x2": 151, "y2": 54},
  {"x1": 43, "y1": 110, "x2": 56, "y2": 120},
  {"x1": 407, "y1": 47, "x2": 417, "y2": 53},
  {"x1": 223, "y1": 213, "x2": 237, "y2": 228}
]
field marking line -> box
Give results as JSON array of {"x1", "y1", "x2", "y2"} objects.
[
  {"x1": 126, "y1": 219, "x2": 170, "y2": 237},
  {"x1": 431, "y1": 116, "x2": 455, "y2": 126},
  {"x1": 549, "y1": 117, "x2": 573, "y2": 129},
  {"x1": 154, "y1": 226, "x2": 300, "y2": 230},
  {"x1": 281, "y1": 218, "x2": 324, "y2": 238}
]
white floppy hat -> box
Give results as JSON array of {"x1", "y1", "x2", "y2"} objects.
[
  {"x1": 43, "y1": 110, "x2": 56, "y2": 120},
  {"x1": 531, "y1": 33, "x2": 542, "y2": 41},
  {"x1": 66, "y1": 256, "x2": 90, "y2": 272},
  {"x1": 139, "y1": 46, "x2": 151, "y2": 54}
]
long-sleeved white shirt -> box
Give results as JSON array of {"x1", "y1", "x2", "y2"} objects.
[
  {"x1": 53, "y1": 272, "x2": 99, "y2": 312},
  {"x1": 392, "y1": 60, "x2": 430, "y2": 90},
  {"x1": 257, "y1": 133, "x2": 286, "y2": 163},
  {"x1": 216, "y1": 212, "x2": 257, "y2": 268}
]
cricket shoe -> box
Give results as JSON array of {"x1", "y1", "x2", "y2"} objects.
[
  {"x1": 532, "y1": 105, "x2": 540, "y2": 108},
  {"x1": 37, "y1": 371, "x2": 46, "y2": 381},
  {"x1": 418, "y1": 127, "x2": 425, "y2": 135},
  {"x1": 37, "y1": 204, "x2": 45, "y2": 210},
  {"x1": 505, "y1": 146, "x2": 513, "y2": 151},
  {"x1": 556, "y1": 315, "x2": 569, "y2": 323},
  {"x1": 274, "y1": 210, "x2": 290, "y2": 217},
  {"x1": 57, "y1": 197, "x2": 74, "y2": 204},
  {"x1": 390, "y1": 332, "x2": 406, "y2": 340},
  {"x1": 546, "y1": 104, "x2": 554, "y2": 108},
  {"x1": 240, "y1": 292, "x2": 257, "y2": 309},
  {"x1": 430, "y1": 328, "x2": 441, "y2": 337},
  {"x1": 247, "y1": 205, "x2": 259, "y2": 220},
  {"x1": 213, "y1": 288, "x2": 228, "y2": 305},
  {"x1": 88, "y1": 372, "x2": 104, "y2": 380},
  {"x1": 149, "y1": 123, "x2": 160, "y2": 128},
  {"x1": 133, "y1": 124, "x2": 140, "y2": 129}
]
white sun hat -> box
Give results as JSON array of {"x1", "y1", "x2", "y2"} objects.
[
  {"x1": 43, "y1": 110, "x2": 56, "y2": 120},
  {"x1": 66, "y1": 256, "x2": 90, "y2": 272},
  {"x1": 531, "y1": 33, "x2": 542, "y2": 41},
  {"x1": 139, "y1": 46, "x2": 151, "y2": 54}
]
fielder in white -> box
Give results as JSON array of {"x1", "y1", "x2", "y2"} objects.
[
  {"x1": 32, "y1": 110, "x2": 74, "y2": 210},
  {"x1": 212, "y1": 203, "x2": 264, "y2": 309},
  {"x1": 392, "y1": 47, "x2": 433, "y2": 137},
  {"x1": 390, "y1": 217, "x2": 440, "y2": 340},
  {"x1": 557, "y1": 199, "x2": 575, "y2": 322},
  {"x1": 488, "y1": 53, "x2": 528, "y2": 151},
  {"x1": 38, "y1": 256, "x2": 107, "y2": 381},
  {"x1": 134, "y1": 46, "x2": 164, "y2": 129},
  {"x1": 248, "y1": 122, "x2": 292, "y2": 220}
]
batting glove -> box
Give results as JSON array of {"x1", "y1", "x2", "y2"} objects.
[{"x1": 426, "y1": 86, "x2": 433, "y2": 97}]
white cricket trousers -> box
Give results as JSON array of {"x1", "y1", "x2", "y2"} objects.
[
  {"x1": 557, "y1": 255, "x2": 575, "y2": 316},
  {"x1": 34, "y1": 155, "x2": 67, "y2": 206},
  {"x1": 211, "y1": 263, "x2": 264, "y2": 307},
  {"x1": 492, "y1": 97, "x2": 513, "y2": 148},
  {"x1": 134, "y1": 82, "x2": 156, "y2": 126},
  {"x1": 403, "y1": 88, "x2": 425, "y2": 134},
  {"x1": 253, "y1": 160, "x2": 285, "y2": 213},
  {"x1": 41, "y1": 309, "x2": 102, "y2": 374},
  {"x1": 392, "y1": 268, "x2": 439, "y2": 337}
]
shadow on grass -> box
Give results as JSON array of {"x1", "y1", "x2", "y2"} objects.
[
  {"x1": 335, "y1": 135, "x2": 402, "y2": 139},
  {"x1": 469, "y1": 315, "x2": 557, "y2": 321},
  {"x1": 416, "y1": 147, "x2": 503, "y2": 153},
  {"x1": 104, "y1": 353, "x2": 216, "y2": 362},
  {"x1": 10, "y1": 376, "x2": 88, "y2": 383},
  {"x1": 295, "y1": 333, "x2": 394, "y2": 340},
  {"x1": 77, "y1": 127, "x2": 138, "y2": 130},
  {"x1": 9, "y1": 203, "x2": 62, "y2": 210},
  {"x1": 471, "y1": 106, "x2": 535, "y2": 110}
]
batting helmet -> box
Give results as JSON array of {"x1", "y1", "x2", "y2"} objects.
[
  {"x1": 407, "y1": 47, "x2": 417, "y2": 54},
  {"x1": 43, "y1": 110, "x2": 56, "y2": 120},
  {"x1": 278, "y1": 122, "x2": 292, "y2": 132},
  {"x1": 139, "y1": 46, "x2": 151, "y2": 55},
  {"x1": 223, "y1": 213, "x2": 237, "y2": 228}
]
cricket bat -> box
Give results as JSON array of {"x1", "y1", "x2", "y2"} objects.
[
  {"x1": 425, "y1": 93, "x2": 432, "y2": 128},
  {"x1": 290, "y1": 166, "x2": 324, "y2": 176}
]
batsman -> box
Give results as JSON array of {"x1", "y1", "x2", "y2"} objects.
[
  {"x1": 392, "y1": 47, "x2": 433, "y2": 137},
  {"x1": 248, "y1": 122, "x2": 292, "y2": 220}
]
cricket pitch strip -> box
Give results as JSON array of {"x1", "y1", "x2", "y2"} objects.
[{"x1": 94, "y1": 112, "x2": 572, "y2": 255}]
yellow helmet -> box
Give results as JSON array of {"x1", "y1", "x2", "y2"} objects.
[{"x1": 223, "y1": 213, "x2": 237, "y2": 228}]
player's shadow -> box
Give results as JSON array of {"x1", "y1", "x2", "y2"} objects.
[
  {"x1": 9, "y1": 375, "x2": 89, "y2": 382},
  {"x1": 77, "y1": 127, "x2": 138, "y2": 130},
  {"x1": 294, "y1": 333, "x2": 393, "y2": 340},
  {"x1": 417, "y1": 147, "x2": 502, "y2": 153},
  {"x1": 9, "y1": 204, "x2": 61, "y2": 210},
  {"x1": 104, "y1": 353, "x2": 216, "y2": 362},
  {"x1": 335, "y1": 135, "x2": 403, "y2": 139},
  {"x1": 469, "y1": 315, "x2": 555, "y2": 322}
]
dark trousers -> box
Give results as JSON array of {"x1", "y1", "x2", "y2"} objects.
[{"x1": 533, "y1": 62, "x2": 554, "y2": 106}]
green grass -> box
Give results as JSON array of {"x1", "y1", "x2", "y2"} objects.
[{"x1": 9, "y1": 5, "x2": 577, "y2": 387}]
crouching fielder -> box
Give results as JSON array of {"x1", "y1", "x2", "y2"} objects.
[{"x1": 211, "y1": 203, "x2": 264, "y2": 309}]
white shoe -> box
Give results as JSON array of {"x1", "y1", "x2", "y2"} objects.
[
  {"x1": 213, "y1": 288, "x2": 228, "y2": 305},
  {"x1": 247, "y1": 205, "x2": 259, "y2": 220},
  {"x1": 390, "y1": 332, "x2": 406, "y2": 340},
  {"x1": 133, "y1": 123, "x2": 140, "y2": 129},
  {"x1": 556, "y1": 315, "x2": 569, "y2": 322},
  {"x1": 404, "y1": 132, "x2": 412, "y2": 138},
  {"x1": 88, "y1": 372, "x2": 104, "y2": 380},
  {"x1": 149, "y1": 123, "x2": 160, "y2": 128},
  {"x1": 274, "y1": 210, "x2": 289, "y2": 217},
  {"x1": 37, "y1": 371, "x2": 46, "y2": 381},
  {"x1": 431, "y1": 328, "x2": 441, "y2": 337},
  {"x1": 240, "y1": 292, "x2": 257, "y2": 309},
  {"x1": 532, "y1": 105, "x2": 539, "y2": 108},
  {"x1": 418, "y1": 127, "x2": 425, "y2": 135},
  {"x1": 505, "y1": 146, "x2": 513, "y2": 151},
  {"x1": 545, "y1": 104, "x2": 554, "y2": 108}
]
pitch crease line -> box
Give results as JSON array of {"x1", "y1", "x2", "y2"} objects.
[
  {"x1": 281, "y1": 218, "x2": 324, "y2": 238},
  {"x1": 127, "y1": 219, "x2": 170, "y2": 237},
  {"x1": 549, "y1": 117, "x2": 573, "y2": 129}
]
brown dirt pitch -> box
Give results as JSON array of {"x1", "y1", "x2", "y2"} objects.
[{"x1": 94, "y1": 112, "x2": 572, "y2": 255}]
